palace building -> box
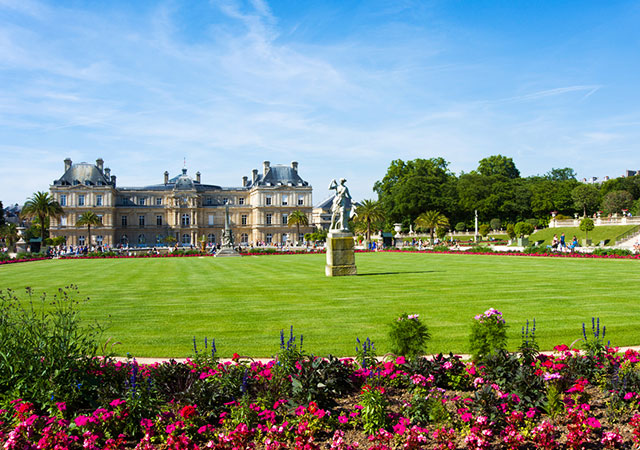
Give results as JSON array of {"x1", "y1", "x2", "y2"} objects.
[{"x1": 49, "y1": 158, "x2": 314, "y2": 247}]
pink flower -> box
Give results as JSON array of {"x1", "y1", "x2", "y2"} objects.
[
  {"x1": 395, "y1": 356, "x2": 406, "y2": 365},
  {"x1": 56, "y1": 402, "x2": 67, "y2": 412},
  {"x1": 109, "y1": 398, "x2": 126, "y2": 408},
  {"x1": 585, "y1": 417, "x2": 601, "y2": 428},
  {"x1": 624, "y1": 392, "x2": 635, "y2": 400},
  {"x1": 74, "y1": 415, "x2": 91, "y2": 427}
]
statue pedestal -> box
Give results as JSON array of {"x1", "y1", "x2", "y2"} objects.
[
  {"x1": 215, "y1": 246, "x2": 241, "y2": 257},
  {"x1": 325, "y1": 231, "x2": 357, "y2": 277}
]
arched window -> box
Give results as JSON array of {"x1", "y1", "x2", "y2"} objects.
[
  {"x1": 121, "y1": 235, "x2": 128, "y2": 244},
  {"x1": 182, "y1": 234, "x2": 190, "y2": 244},
  {"x1": 138, "y1": 234, "x2": 146, "y2": 245},
  {"x1": 181, "y1": 214, "x2": 190, "y2": 226},
  {"x1": 207, "y1": 233, "x2": 215, "y2": 244}
]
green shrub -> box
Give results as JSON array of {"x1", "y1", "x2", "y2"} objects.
[
  {"x1": 479, "y1": 224, "x2": 491, "y2": 238},
  {"x1": 469, "y1": 308, "x2": 507, "y2": 361},
  {"x1": 455, "y1": 222, "x2": 466, "y2": 233},
  {"x1": 359, "y1": 384, "x2": 388, "y2": 434},
  {"x1": 592, "y1": 248, "x2": 632, "y2": 256},
  {"x1": 0, "y1": 286, "x2": 108, "y2": 410},
  {"x1": 490, "y1": 218, "x2": 501, "y2": 231},
  {"x1": 506, "y1": 224, "x2": 516, "y2": 239},
  {"x1": 388, "y1": 313, "x2": 430, "y2": 359},
  {"x1": 467, "y1": 245, "x2": 494, "y2": 253},
  {"x1": 514, "y1": 222, "x2": 534, "y2": 237}
]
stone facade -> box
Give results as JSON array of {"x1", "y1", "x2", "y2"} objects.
[{"x1": 49, "y1": 159, "x2": 313, "y2": 247}]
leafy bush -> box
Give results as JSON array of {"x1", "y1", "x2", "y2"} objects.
[
  {"x1": 469, "y1": 308, "x2": 507, "y2": 361},
  {"x1": 580, "y1": 217, "x2": 595, "y2": 239},
  {"x1": 490, "y1": 218, "x2": 501, "y2": 231},
  {"x1": 506, "y1": 223, "x2": 516, "y2": 239},
  {"x1": 455, "y1": 222, "x2": 466, "y2": 232},
  {"x1": 0, "y1": 286, "x2": 108, "y2": 411},
  {"x1": 514, "y1": 221, "x2": 534, "y2": 237},
  {"x1": 467, "y1": 245, "x2": 494, "y2": 253},
  {"x1": 592, "y1": 248, "x2": 632, "y2": 256},
  {"x1": 479, "y1": 224, "x2": 491, "y2": 237},
  {"x1": 388, "y1": 313, "x2": 431, "y2": 359}
]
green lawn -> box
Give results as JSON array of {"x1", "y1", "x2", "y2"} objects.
[
  {"x1": 1, "y1": 253, "x2": 638, "y2": 358},
  {"x1": 529, "y1": 225, "x2": 638, "y2": 247}
]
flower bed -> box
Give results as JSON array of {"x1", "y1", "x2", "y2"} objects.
[
  {"x1": 0, "y1": 257, "x2": 48, "y2": 265},
  {"x1": 3, "y1": 342, "x2": 640, "y2": 449}
]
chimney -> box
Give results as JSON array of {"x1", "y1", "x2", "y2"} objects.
[
  {"x1": 96, "y1": 158, "x2": 104, "y2": 172},
  {"x1": 164, "y1": 171, "x2": 169, "y2": 184},
  {"x1": 64, "y1": 158, "x2": 72, "y2": 172},
  {"x1": 104, "y1": 168, "x2": 111, "y2": 178},
  {"x1": 291, "y1": 161, "x2": 298, "y2": 172},
  {"x1": 111, "y1": 175, "x2": 116, "y2": 186},
  {"x1": 263, "y1": 160, "x2": 270, "y2": 176},
  {"x1": 196, "y1": 171, "x2": 201, "y2": 183},
  {"x1": 252, "y1": 169, "x2": 258, "y2": 184}
]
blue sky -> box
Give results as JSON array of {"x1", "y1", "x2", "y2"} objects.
[{"x1": 1, "y1": 0, "x2": 639, "y2": 205}]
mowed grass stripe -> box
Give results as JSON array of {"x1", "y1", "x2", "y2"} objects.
[{"x1": 1, "y1": 253, "x2": 638, "y2": 357}]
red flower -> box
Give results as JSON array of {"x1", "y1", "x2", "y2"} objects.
[{"x1": 179, "y1": 404, "x2": 197, "y2": 419}]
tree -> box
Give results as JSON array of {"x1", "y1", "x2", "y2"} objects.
[
  {"x1": 0, "y1": 200, "x2": 4, "y2": 227},
  {"x1": 374, "y1": 158, "x2": 457, "y2": 228},
  {"x1": 545, "y1": 167, "x2": 576, "y2": 181},
  {"x1": 0, "y1": 223, "x2": 19, "y2": 250},
  {"x1": 353, "y1": 199, "x2": 384, "y2": 244},
  {"x1": 489, "y1": 218, "x2": 501, "y2": 231},
  {"x1": 287, "y1": 211, "x2": 309, "y2": 244},
  {"x1": 415, "y1": 210, "x2": 449, "y2": 244},
  {"x1": 76, "y1": 211, "x2": 102, "y2": 247},
  {"x1": 477, "y1": 155, "x2": 520, "y2": 179},
  {"x1": 572, "y1": 184, "x2": 600, "y2": 217},
  {"x1": 455, "y1": 222, "x2": 466, "y2": 232},
  {"x1": 21, "y1": 192, "x2": 64, "y2": 242},
  {"x1": 479, "y1": 224, "x2": 491, "y2": 238},
  {"x1": 506, "y1": 224, "x2": 516, "y2": 240},
  {"x1": 514, "y1": 222, "x2": 534, "y2": 238},
  {"x1": 580, "y1": 217, "x2": 595, "y2": 241},
  {"x1": 601, "y1": 190, "x2": 633, "y2": 214}
]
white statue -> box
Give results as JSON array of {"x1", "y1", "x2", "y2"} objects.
[{"x1": 328, "y1": 178, "x2": 352, "y2": 232}]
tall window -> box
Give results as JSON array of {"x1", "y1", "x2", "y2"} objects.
[
  {"x1": 241, "y1": 233, "x2": 248, "y2": 243},
  {"x1": 96, "y1": 214, "x2": 103, "y2": 224},
  {"x1": 207, "y1": 233, "x2": 215, "y2": 244},
  {"x1": 265, "y1": 196, "x2": 272, "y2": 206},
  {"x1": 60, "y1": 216, "x2": 67, "y2": 226},
  {"x1": 282, "y1": 194, "x2": 288, "y2": 206},
  {"x1": 156, "y1": 197, "x2": 162, "y2": 206},
  {"x1": 121, "y1": 235, "x2": 128, "y2": 244},
  {"x1": 282, "y1": 213, "x2": 288, "y2": 225},
  {"x1": 205, "y1": 197, "x2": 213, "y2": 206},
  {"x1": 266, "y1": 213, "x2": 272, "y2": 225},
  {"x1": 138, "y1": 197, "x2": 146, "y2": 206},
  {"x1": 238, "y1": 197, "x2": 245, "y2": 205},
  {"x1": 59, "y1": 194, "x2": 67, "y2": 206},
  {"x1": 156, "y1": 215, "x2": 162, "y2": 226},
  {"x1": 266, "y1": 233, "x2": 272, "y2": 244},
  {"x1": 96, "y1": 194, "x2": 103, "y2": 206},
  {"x1": 121, "y1": 215, "x2": 128, "y2": 227},
  {"x1": 96, "y1": 235, "x2": 103, "y2": 245},
  {"x1": 78, "y1": 194, "x2": 85, "y2": 206},
  {"x1": 281, "y1": 233, "x2": 288, "y2": 243},
  {"x1": 298, "y1": 195, "x2": 304, "y2": 206},
  {"x1": 78, "y1": 235, "x2": 86, "y2": 245},
  {"x1": 139, "y1": 215, "x2": 145, "y2": 227},
  {"x1": 208, "y1": 214, "x2": 214, "y2": 226},
  {"x1": 182, "y1": 233, "x2": 190, "y2": 244},
  {"x1": 241, "y1": 214, "x2": 247, "y2": 225},
  {"x1": 181, "y1": 214, "x2": 190, "y2": 226}
]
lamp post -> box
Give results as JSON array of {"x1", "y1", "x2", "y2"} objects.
[{"x1": 474, "y1": 210, "x2": 478, "y2": 243}]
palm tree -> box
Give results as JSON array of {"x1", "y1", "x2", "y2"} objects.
[
  {"x1": 354, "y1": 199, "x2": 384, "y2": 244},
  {"x1": 287, "y1": 211, "x2": 309, "y2": 244},
  {"x1": 21, "y1": 191, "x2": 64, "y2": 242},
  {"x1": 76, "y1": 211, "x2": 102, "y2": 247},
  {"x1": 415, "y1": 210, "x2": 450, "y2": 244},
  {"x1": 0, "y1": 223, "x2": 19, "y2": 250}
]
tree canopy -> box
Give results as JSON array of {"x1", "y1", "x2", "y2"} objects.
[{"x1": 21, "y1": 192, "x2": 64, "y2": 242}]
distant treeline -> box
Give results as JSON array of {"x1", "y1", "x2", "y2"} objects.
[{"x1": 373, "y1": 155, "x2": 640, "y2": 230}]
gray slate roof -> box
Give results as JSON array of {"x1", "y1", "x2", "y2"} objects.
[
  {"x1": 247, "y1": 165, "x2": 309, "y2": 188},
  {"x1": 53, "y1": 163, "x2": 113, "y2": 186}
]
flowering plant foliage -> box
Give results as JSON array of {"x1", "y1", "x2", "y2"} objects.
[
  {"x1": 388, "y1": 313, "x2": 431, "y2": 359},
  {"x1": 469, "y1": 308, "x2": 507, "y2": 361}
]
